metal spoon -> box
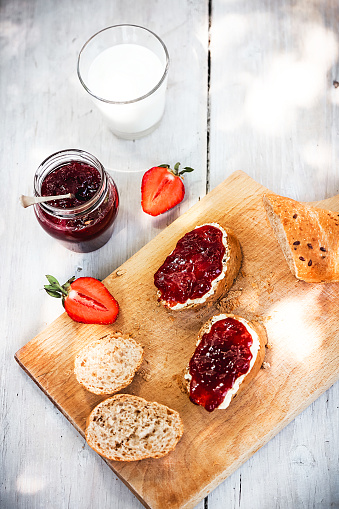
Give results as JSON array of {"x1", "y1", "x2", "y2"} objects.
[{"x1": 20, "y1": 193, "x2": 74, "y2": 208}]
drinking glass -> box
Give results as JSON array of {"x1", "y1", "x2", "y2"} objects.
[{"x1": 77, "y1": 24, "x2": 170, "y2": 140}]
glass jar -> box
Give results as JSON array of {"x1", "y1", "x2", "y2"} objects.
[{"x1": 34, "y1": 149, "x2": 119, "y2": 253}]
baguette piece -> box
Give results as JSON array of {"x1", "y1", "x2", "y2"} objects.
[
  {"x1": 184, "y1": 314, "x2": 266, "y2": 412},
  {"x1": 154, "y1": 223, "x2": 242, "y2": 310},
  {"x1": 263, "y1": 193, "x2": 339, "y2": 282},
  {"x1": 85, "y1": 394, "x2": 184, "y2": 461},
  {"x1": 74, "y1": 332, "x2": 143, "y2": 395}
]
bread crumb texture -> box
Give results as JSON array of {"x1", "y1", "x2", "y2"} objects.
[
  {"x1": 74, "y1": 333, "x2": 143, "y2": 395},
  {"x1": 86, "y1": 394, "x2": 184, "y2": 461}
]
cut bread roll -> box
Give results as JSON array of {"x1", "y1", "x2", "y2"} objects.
[
  {"x1": 184, "y1": 314, "x2": 266, "y2": 412},
  {"x1": 154, "y1": 223, "x2": 242, "y2": 310},
  {"x1": 85, "y1": 394, "x2": 184, "y2": 461},
  {"x1": 263, "y1": 193, "x2": 339, "y2": 282},
  {"x1": 74, "y1": 332, "x2": 143, "y2": 395}
]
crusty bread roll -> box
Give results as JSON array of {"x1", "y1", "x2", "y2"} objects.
[
  {"x1": 184, "y1": 314, "x2": 266, "y2": 412},
  {"x1": 85, "y1": 394, "x2": 184, "y2": 461},
  {"x1": 74, "y1": 332, "x2": 143, "y2": 395},
  {"x1": 154, "y1": 223, "x2": 242, "y2": 310},
  {"x1": 263, "y1": 193, "x2": 339, "y2": 282}
]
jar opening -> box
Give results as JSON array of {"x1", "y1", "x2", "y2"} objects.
[{"x1": 34, "y1": 149, "x2": 107, "y2": 218}]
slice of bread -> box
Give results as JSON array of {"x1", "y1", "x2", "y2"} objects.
[
  {"x1": 85, "y1": 394, "x2": 184, "y2": 461},
  {"x1": 184, "y1": 313, "x2": 266, "y2": 412},
  {"x1": 154, "y1": 223, "x2": 242, "y2": 310},
  {"x1": 74, "y1": 332, "x2": 143, "y2": 395},
  {"x1": 263, "y1": 193, "x2": 339, "y2": 282}
]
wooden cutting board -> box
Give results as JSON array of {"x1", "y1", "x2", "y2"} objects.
[{"x1": 15, "y1": 171, "x2": 339, "y2": 509}]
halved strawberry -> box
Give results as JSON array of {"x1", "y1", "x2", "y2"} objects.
[
  {"x1": 44, "y1": 275, "x2": 119, "y2": 324},
  {"x1": 141, "y1": 162, "x2": 194, "y2": 216}
]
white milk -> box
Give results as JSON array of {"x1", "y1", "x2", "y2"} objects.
[{"x1": 88, "y1": 44, "x2": 167, "y2": 137}]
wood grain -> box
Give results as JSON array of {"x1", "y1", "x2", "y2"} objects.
[{"x1": 15, "y1": 171, "x2": 339, "y2": 509}]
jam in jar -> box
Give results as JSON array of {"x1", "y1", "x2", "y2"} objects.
[{"x1": 34, "y1": 149, "x2": 119, "y2": 252}]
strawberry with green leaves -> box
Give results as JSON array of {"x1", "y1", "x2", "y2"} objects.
[
  {"x1": 44, "y1": 275, "x2": 119, "y2": 324},
  {"x1": 141, "y1": 162, "x2": 194, "y2": 216}
]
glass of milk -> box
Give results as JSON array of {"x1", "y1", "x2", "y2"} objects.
[{"x1": 77, "y1": 25, "x2": 170, "y2": 140}]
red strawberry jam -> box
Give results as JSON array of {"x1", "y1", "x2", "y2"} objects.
[
  {"x1": 189, "y1": 317, "x2": 253, "y2": 412},
  {"x1": 41, "y1": 161, "x2": 101, "y2": 208},
  {"x1": 154, "y1": 225, "x2": 225, "y2": 306},
  {"x1": 34, "y1": 151, "x2": 119, "y2": 253}
]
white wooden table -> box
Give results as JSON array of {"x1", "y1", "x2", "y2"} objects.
[{"x1": 1, "y1": 1, "x2": 338, "y2": 508}]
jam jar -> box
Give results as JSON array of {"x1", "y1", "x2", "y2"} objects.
[{"x1": 34, "y1": 149, "x2": 119, "y2": 252}]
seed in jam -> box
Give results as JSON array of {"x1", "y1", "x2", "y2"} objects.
[
  {"x1": 154, "y1": 225, "x2": 226, "y2": 306},
  {"x1": 41, "y1": 161, "x2": 101, "y2": 208},
  {"x1": 189, "y1": 317, "x2": 253, "y2": 412}
]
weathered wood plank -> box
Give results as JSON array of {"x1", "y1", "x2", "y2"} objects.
[
  {"x1": 0, "y1": 0, "x2": 208, "y2": 508},
  {"x1": 208, "y1": 1, "x2": 339, "y2": 508}
]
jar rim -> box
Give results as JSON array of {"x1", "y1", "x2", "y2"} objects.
[
  {"x1": 34, "y1": 149, "x2": 108, "y2": 218},
  {"x1": 77, "y1": 24, "x2": 170, "y2": 105}
]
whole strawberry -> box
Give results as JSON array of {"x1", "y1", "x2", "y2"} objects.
[
  {"x1": 44, "y1": 275, "x2": 119, "y2": 324},
  {"x1": 141, "y1": 162, "x2": 194, "y2": 216}
]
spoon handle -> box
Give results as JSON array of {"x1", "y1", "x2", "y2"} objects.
[{"x1": 20, "y1": 193, "x2": 74, "y2": 208}]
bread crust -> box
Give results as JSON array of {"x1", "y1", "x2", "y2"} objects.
[
  {"x1": 157, "y1": 223, "x2": 242, "y2": 310},
  {"x1": 263, "y1": 192, "x2": 339, "y2": 282},
  {"x1": 74, "y1": 332, "x2": 144, "y2": 395},
  {"x1": 184, "y1": 314, "x2": 267, "y2": 410},
  {"x1": 85, "y1": 394, "x2": 184, "y2": 461}
]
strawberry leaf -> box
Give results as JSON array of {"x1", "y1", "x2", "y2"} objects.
[
  {"x1": 179, "y1": 166, "x2": 194, "y2": 175},
  {"x1": 63, "y1": 276, "x2": 76, "y2": 290},
  {"x1": 45, "y1": 274, "x2": 69, "y2": 296},
  {"x1": 44, "y1": 284, "x2": 60, "y2": 292},
  {"x1": 45, "y1": 274, "x2": 60, "y2": 286},
  {"x1": 44, "y1": 288, "x2": 62, "y2": 299}
]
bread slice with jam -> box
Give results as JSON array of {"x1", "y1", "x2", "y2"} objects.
[
  {"x1": 184, "y1": 313, "x2": 266, "y2": 412},
  {"x1": 85, "y1": 394, "x2": 184, "y2": 461},
  {"x1": 154, "y1": 223, "x2": 242, "y2": 310}
]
